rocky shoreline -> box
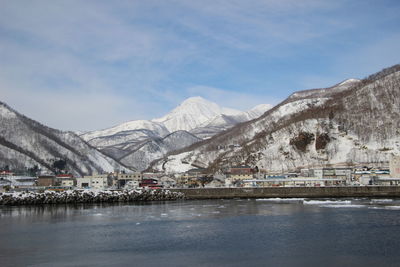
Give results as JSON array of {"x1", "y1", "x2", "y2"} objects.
[{"x1": 0, "y1": 189, "x2": 185, "y2": 206}]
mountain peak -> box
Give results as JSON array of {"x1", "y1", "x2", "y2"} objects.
[
  {"x1": 180, "y1": 96, "x2": 208, "y2": 104},
  {"x1": 337, "y1": 78, "x2": 361, "y2": 86},
  {"x1": 153, "y1": 96, "x2": 241, "y2": 132}
]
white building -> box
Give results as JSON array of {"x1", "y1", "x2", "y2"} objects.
[
  {"x1": 76, "y1": 177, "x2": 92, "y2": 188},
  {"x1": 91, "y1": 177, "x2": 108, "y2": 189},
  {"x1": 77, "y1": 174, "x2": 110, "y2": 189}
]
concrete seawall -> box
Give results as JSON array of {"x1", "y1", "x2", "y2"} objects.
[{"x1": 170, "y1": 186, "x2": 400, "y2": 199}]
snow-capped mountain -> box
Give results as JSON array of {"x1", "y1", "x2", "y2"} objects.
[
  {"x1": 0, "y1": 102, "x2": 130, "y2": 176},
  {"x1": 152, "y1": 96, "x2": 242, "y2": 132},
  {"x1": 151, "y1": 64, "x2": 400, "y2": 174},
  {"x1": 80, "y1": 96, "x2": 272, "y2": 170}
]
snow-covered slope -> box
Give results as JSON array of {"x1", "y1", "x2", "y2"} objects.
[
  {"x1": 120, "y1": 131, "x2": 201, "y2": 171},
  {"x1": 152, "y1": 96, "x2": 242, "y2": 132},
  {"x1": 0, "y1": 102, "x2": 130, "y2": 176},
  {"x1": 151, "y1": 65, "x2": 400, "y2": 174},
  {"x1": 190, "y1": 104, "x2": 272, "y2": 139},
  {"x1": 81, "y1": 120, "x2": 169, "y2": 143}
]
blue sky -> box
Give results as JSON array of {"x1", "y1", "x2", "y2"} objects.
[{"x1": 0, "y1": 0, "x2": 399, "y2": 131}]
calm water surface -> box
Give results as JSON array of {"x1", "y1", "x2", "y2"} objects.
[{"x1": 1, "y1": 198, "x2": 400, "y2": 267}]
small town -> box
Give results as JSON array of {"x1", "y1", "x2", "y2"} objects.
[{"x1": 2, "y1": 156, "x2": 400, "y2": 193}]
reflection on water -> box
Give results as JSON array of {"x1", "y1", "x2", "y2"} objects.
[{"x1": 1, "y1": 198, "x2": 400, "y2": 267}]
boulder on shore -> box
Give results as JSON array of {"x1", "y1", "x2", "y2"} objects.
[{"x1": 0, "y1": 189, "x2": 185, "y2": 206}]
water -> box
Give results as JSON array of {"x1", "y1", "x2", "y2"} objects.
[{"x1": 1, "y1": 198, "x2": 400, "y2": 267}]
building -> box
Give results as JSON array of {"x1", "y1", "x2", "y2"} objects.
[
  {"x1": 310, "y1": 168, "x2": 351, "y2": 185},
  {"x1": 85, "y1": 174, "x2": 109, "y2": 190},
  {"x1": 117, "y1": 172, "x2": 142, "y2": 188},
  {"x1": 0, "y1": 170, "x2": 14, "y2": 177},
  {"x1": 61, "y1": 179, "x2": 75, "y2": 187},
  {"x1": 76, "y1": 174, "x2": 111, "y2": 189},
  {"x1": 140, "y1": 178, "x2": 159, "y2": 188},
  {"x1": 312, "y1": 169, "x2": 323, "y2": 178},
  {"x1": 37, "y1": 175, "x2": 57, "y2": 187},
  {"x1": 91, "y1": 177, "x2": 108, "y2": 190},
  {"x1": 390, "y1": 156, "x2": 400, "y2": 178},
  {"x1": 179, "y1": 168, "x2": 208, "y2": 188},
  {"x1": 76, "y1": 177, "x2": 92, "y2": 188},
  {"x1": 56, "y1": 174, "x2": 75, "y2": 187},
  {"x1": 228, "y1": 165, "x2": 254, "y2": 180},
  {"x1": 124, "y1": 180, "x2": 140, "y2": 189},
  {"x1": 204, "y1": 178, "x2": 224, "y2": 188},
  {"x1": 159, "y1": 176, "x2": 176, "y2": 188},
  {"x1": 242, "y1": 177, "x2": 344, "y2": 187}
]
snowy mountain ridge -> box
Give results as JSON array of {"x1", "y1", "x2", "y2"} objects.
[
  {"x1": 79, "y1": 96, "x2": 272, "y2": 170},
  {"x1": 150, "y1": 65, "x2": 400, "y2": 174},
  {"x1": 0, "y1": 102, "x2": 131, "y2": 176}
]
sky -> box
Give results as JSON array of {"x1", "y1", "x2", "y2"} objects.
[{"x1": 0, "y1": 0, "x2": 399, "y2": 131}]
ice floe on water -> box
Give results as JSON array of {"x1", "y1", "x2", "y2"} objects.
[
  {"x1": 369, "y1": 206, "x2": 400, "y2": 210},
  {"x1": 254, "y1": 198, "x2": 400, "y2": 210},
  {"x1": 370, "y1": 199, "x2": 394, "y2": 203},
  {"x1": 256, "y1": 198, "x2": 305, "y2": 203},
  {"x1": 303, "y1": 200, "x2": 352, "y2": 205},
  {"x1": 319, "y1": 204, "x2": 367, "y2": 209}
]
